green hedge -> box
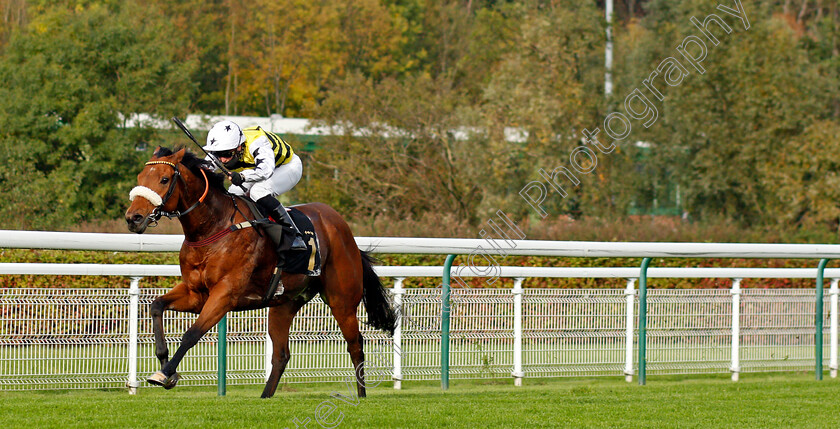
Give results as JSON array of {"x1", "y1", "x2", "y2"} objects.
[{"x1": 0, "y1": 249, "x2": 827, "y2": 290}]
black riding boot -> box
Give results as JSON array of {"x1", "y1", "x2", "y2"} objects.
[{"x1": 256, "y1": 196, "x2": 307, "y2": 251}]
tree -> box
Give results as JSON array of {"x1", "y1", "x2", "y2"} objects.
[
  {"x1": 212, "y1": 0, "x2": 407, "y2": 118},
  {"x1": 0, "y1": 2, "x2": 196, "y2": 229},
  {"x1": 307, "y1": 1, "x2": 612, "y2": 226},
  {"x1": 764, "y1": 120, "x2": 840, "y2": 230},
  {"x1": 479, "y1": 1, "x2": 610, "y2": 219},
  {"x1": 617, "y1": 0, "x2": 834, "y2": 224},
  {"x1": 307, "y1": 72, "x2": 485, "y2": 223},
  {"x1": 1, "y1": 0, "x2": 28, "y2": 46}
]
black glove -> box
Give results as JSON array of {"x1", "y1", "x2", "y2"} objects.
[{"x1": 230, "y1": 172, "x2": 245, "y2": 186}]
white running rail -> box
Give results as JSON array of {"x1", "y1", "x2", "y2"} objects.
[
  {"x1": 0, "y1": 263, "x2": 836, "y2": 391},
  {"x1": 2, "y1": 230, "x2": 839, "y2": 392}
]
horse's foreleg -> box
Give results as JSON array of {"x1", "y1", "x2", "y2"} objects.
[
  {"x1": 150, "y1": 298, "x2": 171, "y2": 367},
  {"x1": 150, "y1": 283, "x2": 199, "y2": 367},
  {"x1": 148, "y1": 290, "x2": 231, "y2": 389},
  {"x1": 261, "y1": 301, "x2": 304, "y2": 398},
  {"x1": 162, "y1": 292, "x2": 232, "y2": 376}
]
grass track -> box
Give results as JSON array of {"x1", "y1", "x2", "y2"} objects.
[{"x1": 1, "y1": 373, "x2": 839, "y2": 428}]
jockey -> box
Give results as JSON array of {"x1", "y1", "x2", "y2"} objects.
[{"x1": 203, "y1": 120, "x2": 307, "y2": 251}]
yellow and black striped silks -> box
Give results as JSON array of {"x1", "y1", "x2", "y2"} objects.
[{"x1": 228, "y1": 126, "x2": 294, "y2": 172}]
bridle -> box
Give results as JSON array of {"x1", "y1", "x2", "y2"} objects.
[{"x1": 130, "y1": 160, "x2": 209, "y2": 228}]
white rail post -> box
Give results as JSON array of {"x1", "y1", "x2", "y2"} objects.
[
  {"x1": 392, "y1": 278, "x2": 405, "y2": 389},
  {"x1": 512, "y1": 278, "x2": 525, "y2": 386},
  {"x1": 128, "y1": 277, "x2": 141, "y2": 395},
  {"x1": 265, "y1": 316, "x2": 272, "y2": 382},
  {"x1": 830, "y1": 278, "x2": 839, "y2": 378},
  {"x1": 730, "y1": 278, "x2": 742, "y2": 381},
  {"x1": 624, "y1": 278, "x2": 636, "y2": 382}
]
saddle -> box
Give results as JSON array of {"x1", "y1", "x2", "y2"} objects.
[{"x1": 241, "y1": 198, "x2": 322, "y2": 276}]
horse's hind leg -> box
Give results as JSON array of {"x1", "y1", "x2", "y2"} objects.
[
  {"x1": 332, "y1": 307, "x2": 366, "y2": 398},
  {"x1": 261, "y1": 300, "x2": 305, "y2": 398}
]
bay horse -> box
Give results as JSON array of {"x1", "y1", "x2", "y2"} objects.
[{"x1": 124, "y1": 146, "x2": 396, "y2": 398}]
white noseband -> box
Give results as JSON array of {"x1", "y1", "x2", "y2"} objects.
[{"x1": 129, "y1": 186, "x2": 164, "y2": 207}]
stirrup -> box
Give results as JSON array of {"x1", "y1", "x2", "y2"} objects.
[{"x1": 265, "y1": 265, "x2": 285, "y2": 300}]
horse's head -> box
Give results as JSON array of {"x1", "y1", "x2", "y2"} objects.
[{"x1": 125, "y1": 147, "x2": 189, "y2": 233}]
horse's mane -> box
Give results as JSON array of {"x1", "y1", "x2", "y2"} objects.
[{"x1": 154, "y1": 146, "x2": 228, "y2": 192}]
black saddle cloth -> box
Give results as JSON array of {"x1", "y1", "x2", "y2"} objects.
[
  {"x1": 283, "y1": 208, "x2": 321, "y2": 275},
  {"x1": 242, "y1": 198, "x2": 321, "y2": 276}
]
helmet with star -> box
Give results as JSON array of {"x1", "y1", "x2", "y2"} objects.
[{"x1": 203, "y1": 120, "x2": 245, "y2": 153}]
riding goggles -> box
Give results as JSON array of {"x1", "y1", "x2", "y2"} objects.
[{"x1": 213, "y1": 149, "x2": 236, "y2": 159}]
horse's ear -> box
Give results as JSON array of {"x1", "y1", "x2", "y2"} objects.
[
  {"x1": 172, "y1": 147, "x2": 187, "y2": 163},
  {"x1": 152, "y1": 146, "x2": 164, "y2": 157}
]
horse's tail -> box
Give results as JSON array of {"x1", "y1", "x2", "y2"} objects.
[{"x1": 360, "y1": 251, "x2": 397, "y2": 336}]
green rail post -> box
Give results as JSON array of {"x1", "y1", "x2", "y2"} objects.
[
  {"x1": 817, "y1": 259, "x2": 829, "y2": 381},
  {"x1": 218, "y1": 315, "x2": 227, "y2": 396},
  {"x1": 638, "y1": 258, "x2": 652, "y2": 386},
  {"x1": 441, "y1": 254, "x2": 457, "y2": 390}
]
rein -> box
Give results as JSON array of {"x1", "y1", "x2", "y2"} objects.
[
  {"x1": 185, "y1": 220, "x2": 258, "y2": 247},
  {"x1": 133, "y1": 159, "x2": 260, "y2": 248},
  {"x1": 185, "y1": 197, "x2": 262, "y2": 248}
]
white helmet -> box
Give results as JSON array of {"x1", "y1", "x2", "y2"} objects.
[{"x1": 203, "y1": 120, "x2": 245, "y2": 152}]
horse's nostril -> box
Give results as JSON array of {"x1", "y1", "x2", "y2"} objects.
[{"x1": 127, "y1": 214, "x2": 144, "y2": 225}]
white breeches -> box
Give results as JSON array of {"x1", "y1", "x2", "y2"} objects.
[{"x1": 229, "y1": 154, "x2": 303, "y2": 200}]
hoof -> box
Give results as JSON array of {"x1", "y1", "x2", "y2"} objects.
[{"x1": 147, "y1": 371, "x2": 181, "y2": 389}]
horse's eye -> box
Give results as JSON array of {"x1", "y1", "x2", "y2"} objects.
[{"x1": 160, "y1": 177, "x2": 170, "y2": 184}]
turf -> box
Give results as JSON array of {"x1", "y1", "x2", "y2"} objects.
[{"x1": 1, "y1": 373, "x2": 838, "y2": 428}]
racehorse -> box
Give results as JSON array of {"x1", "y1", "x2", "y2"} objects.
[{"x1": 124, "y1": 146, "x2": 396, "y2": 398}]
